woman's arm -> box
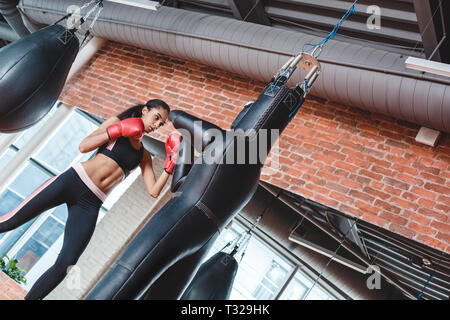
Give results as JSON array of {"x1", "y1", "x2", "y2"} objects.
[
  {"x1": 140, "y1": 149, "x2": 170, "y2": 198},
  {"x1": 78, "y1": 116, "x2": 120, "y2": 153}
]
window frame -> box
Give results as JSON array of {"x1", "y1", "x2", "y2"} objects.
[
  {"x1": 0, "y1": 104, "x2": 114, "y2": 289},
  {"x1": 231, "y1": 213, "x2": 344, "y2": 300}
]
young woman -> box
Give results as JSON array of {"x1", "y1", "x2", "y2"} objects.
[{"x1": 0, "y1": 99, "x2": 180, "y2": 300}]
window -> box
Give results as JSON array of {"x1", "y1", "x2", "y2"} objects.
[
  {"x1": 0, "y1": 103, "x2": 140, "y2": 290},
  {"x1": 203, "y1": 216, "x2": 337, "y2": 300},
  {"x1": 279, "y1": 271, "x2": 336, "y2": 300},
  {"x1": 0, "y1": 162, "x2": 53, "y2": 249},
  {"x1": 0, "y1": 148, "x2": 15, "y2": 172},
  {"x1": 15, "y1": 215, "x2": 65, "y2": 272}
]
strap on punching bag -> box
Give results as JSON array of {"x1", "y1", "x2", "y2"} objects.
[
  {"x1": 170, "y1": 110, "x2": 225, "y2": 152},
  {"x1": 169, "y1": 110, "x2": 225, "y2": 191},
  {"x1": 171, "y1": 134, "x2": 194, "y2": 192}
]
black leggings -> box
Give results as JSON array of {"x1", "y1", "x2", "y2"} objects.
[{"x1": 0, "y1": 167, "x2": 102, "y2": 300}]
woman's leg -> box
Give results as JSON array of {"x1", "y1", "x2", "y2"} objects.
[
  {"x1": 24, "y1": 203, "x2": 99, "y2": 300},
  {"x1": 0, "y1": 175, "x2": 64, "y2": 233}
]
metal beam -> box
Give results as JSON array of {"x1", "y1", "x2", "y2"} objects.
[
  {"x1": 105, "y1": 0, "x2": 161, "y2": 10},
  {"x1": 259, "y1": 182, "x2": 418, "y2": 299},
  {"x1": 438, "y1": 0, "x2": 449, "y2": 63},
  {"x1": 275, "y1": 0, "x2": 418, "y2": 24},
  {"x1": 413, "y1": 0, "x2": 449, "y2": 63},
  {"x1": 227, "y1": 0, "x2": 270, "y2": 25},
  {"x1": 165, "y1": 0, "x2": 179, "y2": 8}
]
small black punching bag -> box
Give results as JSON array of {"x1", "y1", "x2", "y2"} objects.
[
  {"x1": 181, "y1": 252, "x2": 238, "y2": 300},
  {"x1": 0, "y1": 24, "x2": 79, "y2": 132}
]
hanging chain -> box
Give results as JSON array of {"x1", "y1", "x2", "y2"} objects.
[
  {"x1": 83, "y1": 0, "x2": 103, "y2": 27},
  {"x1": 55, "y1": 0, "x2": 104, "y2": 43},
  {"x1": 231, "y1": 189, "x2": 282, "y2": 261},
  {"x1": 79, "y1": 0, "x2": 99, "y2": 11},
  {"x1": 303, "y1": 215, "x2": 360, "y2": 299},
  {"x1": 79, "y1": 0, "x2": 104, "y2": 47}
]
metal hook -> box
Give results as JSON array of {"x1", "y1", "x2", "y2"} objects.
[{"x1": 311, "y1": 44, "x2": 323, "y2": 59}]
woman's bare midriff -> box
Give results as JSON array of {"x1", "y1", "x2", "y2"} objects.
[{"x1": 80, "y1": 153, "x2": 126, "y2": 195}]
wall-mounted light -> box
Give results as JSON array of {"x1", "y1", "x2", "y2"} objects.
[
  {"x1": 405, "y1": 56, "x2": 450, "y2": 78},
  {"x1": 105, "y1": 0, "x2": 161, "y2": 11}
]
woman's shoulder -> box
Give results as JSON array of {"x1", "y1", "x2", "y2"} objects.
[
  {"x1": 139, "y1": 148, "x2": 153, "y2": 168},
  {"x1": 96, "y1": 116, "x2": 120, "y2": 130},
  {"x1": 104, "y1": 116, "x2": 121, "y2": 124}
]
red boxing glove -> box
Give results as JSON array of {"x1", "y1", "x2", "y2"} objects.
[
  {"x1": 164, "y1": 132, "x2": 181, "y2": 175},
  {"x1": 107, "y1": 118, "x2": 144, "y2": 141}
]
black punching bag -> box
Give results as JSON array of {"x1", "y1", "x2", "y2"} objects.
[
  {"x1": 181, "y1": 252, "x2": 238, "y2": 300},
  {"x1": 0, "y1": 24, "x2": 79, "y2": 132}
]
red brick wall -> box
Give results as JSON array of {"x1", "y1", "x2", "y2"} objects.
[
  {"x1": 0, "y1": 271, "x2": 27, "y2": 300},
  {"x1": 60, "y1": 41, "x2": 450, "y2": 253}
]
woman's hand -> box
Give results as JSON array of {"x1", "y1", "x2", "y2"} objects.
[
  {"x1": 106, "y1": 117, "x2": 145, "y2": 141},
  {"x1": 164, "y1": 132, "x2": 181, "y2": 175}
]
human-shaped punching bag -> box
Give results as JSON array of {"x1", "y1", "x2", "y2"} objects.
[
  {"x1": 86, "y1": 52, "x2": 320, "y2": 300},
  {"x1": 0, "y1": 24, "x2": 79, "y2": 132}
]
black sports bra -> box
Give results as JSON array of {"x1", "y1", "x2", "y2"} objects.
[{"x1": 97, "y1": 136, "x2": 144, "y2": 177}]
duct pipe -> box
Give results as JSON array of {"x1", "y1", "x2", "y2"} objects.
[
  {"x1": 18, "y1": 0, "x2": 450, "y2": 133},
  {"x1": 0, "y1": 21, "x2": 19, "y2": 41},
  {"x1": 0, "y1": 0, "x2": 29, "y2": 37}
]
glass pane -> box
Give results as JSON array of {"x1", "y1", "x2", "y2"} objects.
[
  {"x1": 0, "y1": 150, "x2": 20, "y2": 242},
  {"x1": 251, "y1": 259, "x2": 289, "y2": 300},
  {"x1": 0, "y1": 163, "x2": 52, "y2": 248},
  {"x1": 305, "y1": 285, "x2": 335, "y2": 300},
  {"x1": 13, "y1": 105, "x2": 57, "y2": 149},
  {"x1": 51, "y1": 205, "x2": 68, "y2": 224},
  {"x1": 0, "y1": 189, "x2": 23, "y2": 217},
  {"x1": 205, "y1": 220, "x2": 294, "y2": 300},
  {"x1": 15, "y1": 216, "x2": 64, "y2": 272},
  {"x1": 0, "y1": 189, "x2": 24, "y2": 242},
  {"x1": 0, "y1": 220, "x2": 35, "y2": 255},
  {"x1": 279, "y1": 271, "x2": 336, "y2": 300},
  {"x1": 8, "y1": 163, "x2": 52, "y2": 197},
  {"x1": 35, "y1": 112, "x2": 98, "y2": 172},
  {"x1": 0, "y1": 148, "x2": 16, "y2": 172},
  {"x1": 279, "y1": 277, "x2": 309, "y2": 300},
  {"x1": 230, "y1": 238, "x2": 291, "y2": 300}
]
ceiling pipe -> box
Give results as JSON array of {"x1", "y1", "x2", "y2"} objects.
[
  {"x1": 17, "y1": 0, "x2": 450, "y2": 133},
  {"x1": 0, "y1": 0, "x2": 30, "y2": 37},
  {"x1": 0, "y1": 20, "x2": 19, "y2": 41}
]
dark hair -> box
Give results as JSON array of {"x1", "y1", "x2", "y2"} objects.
[{"x1": 117, "y1": 99, "x2": 170, "y2": 120}]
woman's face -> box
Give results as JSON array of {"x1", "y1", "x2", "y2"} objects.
[{"x1": 141, "y1": 106, "x2": 169, "y2": 134}]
